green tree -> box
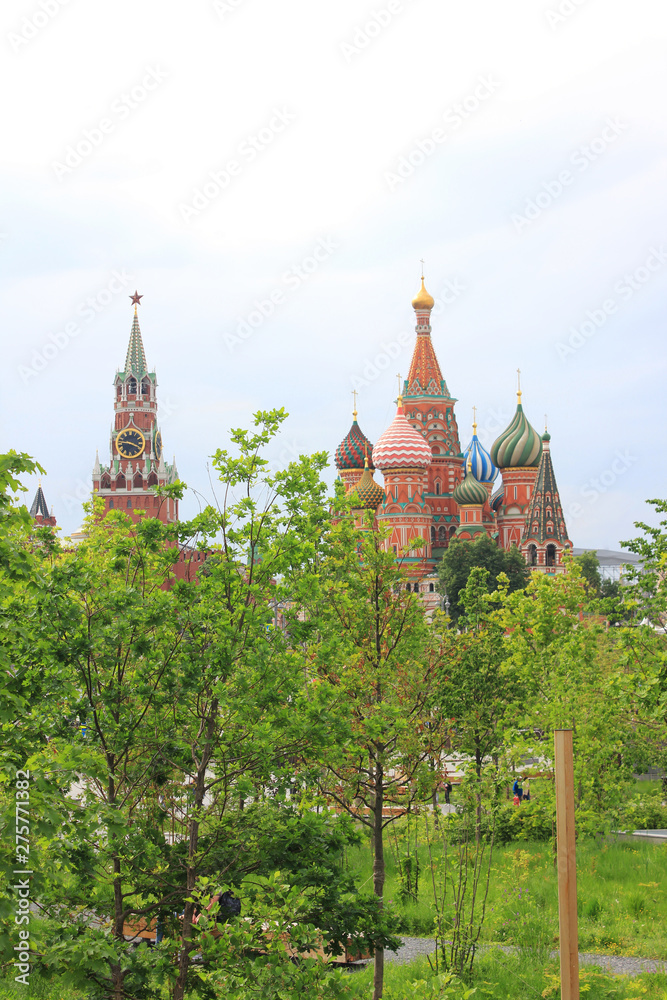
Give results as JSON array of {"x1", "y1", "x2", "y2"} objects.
[
  {"x1": 501, "y1": 565, "x2": 634, "y2": 826},
  {"x1": 297, "y1": 509, "x2": 441, "y2": 1000},
  {"x1": 574, "y1": 549, "x2": 602, "y2": 595},
  {"x1": 437, "y1": 534, "x2": 529, "y2": 622},
  {"x1": 436, "y1": 567, "x2": 520, "y2": 842},
  {"x1": 13, "y1": 503, "x2": 187, "y2": 1000},
  {"x1": 164, "y1": 408, "x2": 334, "y2": 1000}
]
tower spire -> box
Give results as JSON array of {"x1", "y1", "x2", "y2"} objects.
[{"x1": 125, "y1": 292, "x2": 147, "y2": 375}]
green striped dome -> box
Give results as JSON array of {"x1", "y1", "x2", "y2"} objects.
[
  {"x1": 453, "y1": 472, "x2": 487, "y2": 506},
  {"x1": 491, "y1": 402, "x2": 542, "y2": 469}
]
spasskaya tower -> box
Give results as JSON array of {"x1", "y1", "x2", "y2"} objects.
[{"x1": 92, "y1": 292, "x2": 179, "y2": 523}]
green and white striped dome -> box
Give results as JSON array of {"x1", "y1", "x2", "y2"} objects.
[{"x1": 491, "y1": 398, "x2": 542, "y2": 469}]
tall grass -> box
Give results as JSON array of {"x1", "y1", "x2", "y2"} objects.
[{"x1": 346, "y1": 816, "x2": 667, "y2": 959}]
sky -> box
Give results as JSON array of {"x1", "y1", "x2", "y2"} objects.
[{"x1": 1, "y1": 0, "x2": 666, "y2": 549}]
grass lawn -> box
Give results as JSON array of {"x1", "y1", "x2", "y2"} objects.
[
  {"x1": 346, "y1": 953, "x2": 667, "y2": 999},
  {"x1": 346, "y1": 815, "x2": 667, "y2": 959}
]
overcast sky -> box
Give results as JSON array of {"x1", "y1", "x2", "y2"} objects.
[{"x1": 1, "y1": 0, "x2": 666, "y2": 549}]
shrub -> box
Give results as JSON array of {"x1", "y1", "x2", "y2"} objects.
[
  {"x1": 492, "y1": 801, "x2": 553, "y2": 845},
  {"x1": 621, "y1": 796, "x2": 667, "y2": 830}
]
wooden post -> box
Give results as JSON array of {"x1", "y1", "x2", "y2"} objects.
[{"x1": 554, "y1": 729, "x2": 579, "y2": 1000}]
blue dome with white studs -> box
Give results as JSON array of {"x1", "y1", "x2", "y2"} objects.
[{"x1": 463, "y1": 431, "x2": 498, "y2": 484}]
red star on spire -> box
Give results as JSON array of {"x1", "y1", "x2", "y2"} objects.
[{"x1": 130, "y1": 291, "x2": 143, "y2": 307}]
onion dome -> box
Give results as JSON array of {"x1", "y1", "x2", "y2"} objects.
[
  {"x1": 463, "y1": 423, "x2": 498, "y2": 484},
  {"x1": 372, "y1": 400, "x2": 432, "y2": 471},
  {"x1": 490, "y1": 484, "x2": 504, "y2": 513},
  {"x1": 335, "y1": 416, "x2": 374, "y2": 471},
  {"x1": 454, "y1": 470, "x2": 488, "y2": 507},
  {"x1": 490, "y1": 393, "x2": 542, "y2": 469},
  {"x1": 411, "y1": 277, "x2": 435, "y2": 311},
  {"x1": 350, "y1": 459, "x2": 385, "y2": 510}
]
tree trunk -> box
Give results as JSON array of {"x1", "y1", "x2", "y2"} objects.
[
  {"x1": 173, "y1": 699, "x2": 218, "y2": 1000},
  {"x1": 475, "y1": 745, "x2": 482, "y2": 846},
  {"x1": 108, "y1": 765, "x2": 125, "y2": 1000},
  {"x1": 372, "y1": 757, "x2": 385, "y2": 1000}
]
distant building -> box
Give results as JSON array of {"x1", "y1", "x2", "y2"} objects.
[
  {"x1": 29, "y1": 484, "x2": 56, "y2": 527},
  {"x1": 572, "y1": 548, "x2": 642, "y2": 581},
  {"x1": 92, "y1": 292, "x2": 179, "y2": 525},
  {"x1": 334, "y1": 277, "x2": 573, "y2": 590}
]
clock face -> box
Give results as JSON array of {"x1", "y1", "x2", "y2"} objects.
[
  {"x1": 116, "y1": 428, "x2": 146, "y2": 458},
  {"x1": 154, "y1": 430, "x2": 163, "y2": 461}
]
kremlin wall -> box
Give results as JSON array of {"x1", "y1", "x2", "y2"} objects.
[{"x1": 30, "y1": 281, "x2": 572, "y2": 595}]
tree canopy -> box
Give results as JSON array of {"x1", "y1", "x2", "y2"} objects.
[{"x1": 437, "y1": 534, "x2": 529, "y2": 621}]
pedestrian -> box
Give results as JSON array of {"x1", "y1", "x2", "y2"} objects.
[
  {"x1": 523, "y1": 777, "x2": 531, "y2": 803},
  {"x1": 444, "y1": 780, "x2": 452, "y2": 805},
  {"x1": 512, "y1": 776, "x2": 523, "y2": 804}
]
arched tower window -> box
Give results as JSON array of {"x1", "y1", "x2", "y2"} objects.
[
  {"x1": 527, "y1": 544, "x2": 537, "y2": 566},
  {"x1": 546, "y1": 544, "x2": 556, "y2": 567},
  {"x1": 142, "y1": 376, "x2": 150, "y2": 396},
  {"x1": 116, "y1": 473, "x2": 126, "y2": 488},
  {"x1": 430, "y1": 526, "x2": 436, "y2": 544},
  {"x1": 134, "y1": 472, "x2": 143, "y2": 488},
  {"x1": 435, "y1": 480, "x2": 441, "y2": 495},
  {"x1": 127, "y1": 498, "x2": 132, "y2": 509},
  {"x1": 127, "y1": 376, "x2": 137, "y2": 395},
  {"x1": 438, "y1": 525, "x2": 447, "y2": 545},
  {"x1": 109, "y1": 498, "x2": 114, "y2": 509},
  {"x1": 147, "y1": 472, "x2": 158, "y2": 487}
]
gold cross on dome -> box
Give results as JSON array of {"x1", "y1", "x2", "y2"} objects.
[
  {"x1": 351, "y1": 388, "x2": 358, "y2": 418},
  {"x1": 396, "y1": 373, "x2": 402, "y2": 398},
  {"x1": 419, "y1": 258, "x2": 425, "y2": 278}
]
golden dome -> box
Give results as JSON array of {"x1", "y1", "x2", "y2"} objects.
[{"x1": 411, "y1": 277, "x2": 435, "y2": 310}]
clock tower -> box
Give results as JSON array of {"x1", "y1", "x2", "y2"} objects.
[{"x1": 92, "y1": 292, "x2": 179, "y2": 524}]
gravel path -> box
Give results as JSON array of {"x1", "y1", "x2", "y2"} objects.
[{"x1": 377, "y1": 938, "x2": 667, "y2": 976}]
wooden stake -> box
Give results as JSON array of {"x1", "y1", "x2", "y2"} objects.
[{"x1": 554, "y1": 729, "x2": 579, "y2": 1000}]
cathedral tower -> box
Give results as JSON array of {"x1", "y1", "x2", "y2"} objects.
[
  {"x1": 92, "y1": 293, "x2": 179, "y2": 524},
  {"x1": 373, "y1": 396, "x2": 433, "y2": 574},
  {"x1": 521, "y1": 430, "x2": 572, "y2": 572},
  {"x1": 490, "y1": 383, "x2": 542, "y2": 550},
  {"x1": 334, "y1": 401, "x2": 375, "y2": 493},
  {"x1": 402, "y1": 277, "x2": 463, "y2": 554}
]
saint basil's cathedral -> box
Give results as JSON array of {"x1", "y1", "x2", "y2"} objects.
[
  {"x1": 334, "y1": 276, "x2": 572, "y2": 604},
  {"x1": 30, "y1": 280, "x2": 572, "y2": 590}
]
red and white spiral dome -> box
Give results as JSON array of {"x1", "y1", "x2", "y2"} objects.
[{"x1": 372, "y1": 401, "x2": 432, "y2": 471}]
